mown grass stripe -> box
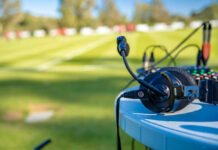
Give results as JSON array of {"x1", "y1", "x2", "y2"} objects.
[
  {"x1": 20, "y1": 35, "x2": 114, "y2": 68},
  {"x1": 36, "y1": 36, "x2": 114, "y2": 71},
  {"x1": 0, "y1": 35, "x2": 109, "y2": 67}
]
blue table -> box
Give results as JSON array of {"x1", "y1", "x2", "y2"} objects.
[{"x1": 117, "y1": 95, "x2": 218, "y2": 150}]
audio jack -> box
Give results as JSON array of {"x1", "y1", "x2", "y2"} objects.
[{"x1": 143, "y1": 52, "x2": 149, "y2": 71}]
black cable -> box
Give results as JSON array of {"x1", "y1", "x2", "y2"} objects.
[
  {"x1": 122, "y1": 72, "x2": 146, "y2": 90},
  {"x1": 121, "y1": 51, "x2": 166, "y2": 96},
  {"x1": 34, "y1": 139, "x2": 51, "y2": 150},
  {"x1": 123, "y1": 78, "x2": 136, "y2": 90},
  {"x1": 153, "y1": 23, "x2": 204, "y2": 67},
  {"x1": 167, "y1": 44, "x2": 201, "y2": 66},
  {"x1": 115, "y1": 93, "x2": 124, "y2": 150},
  {"x1": 131, "y1": 138, "x2": 135, "y2": 150},
  {"x1": 151, "y1": 45, "x2": 176, "y2": 66},
  {"x1": 203, "y1": 22, "x2": 207, "y2": 43},
  {"x1": 145, "y1": 146, "x2": 151, "y2": 150},
  {"x1": 122, "y1": 46, "x2": 171, "y2": 91},
  {"x1": 144, "y1": 45, "x2": 176, "y2": 66},
  {"x1": 207, "y1": 23, "x2": 212, "y2": 43},
  {"x1": 172, "y1": 44, "x2": 200, "y2": 62}
]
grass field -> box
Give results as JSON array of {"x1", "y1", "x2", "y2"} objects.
[{"x1": 0, "y1": 28, "x2": 217, "y2": 150}]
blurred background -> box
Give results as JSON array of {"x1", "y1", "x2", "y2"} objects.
[{"x1": 0, "y1": 0, "x2": 218, "y2": 150}]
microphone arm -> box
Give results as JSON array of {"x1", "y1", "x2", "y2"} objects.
[{"x1": 120, "y1": 51, "x2": 166, "y2": 96}]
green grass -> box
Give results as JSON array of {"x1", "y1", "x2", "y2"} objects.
[{"x1": 0, "y1": 28, "x2": 217, "y2": 150}]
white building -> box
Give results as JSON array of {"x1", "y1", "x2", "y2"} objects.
[
  {"x1": 113, "y1": 25, "x2": 126, "y2": 33},
  {"x1": 64, "y1": 28, "x2": 77, "y2": 36},
  {"x1": 19, "y1": 31, "x2": 31, "y2": 38},
  {"x1": 170, "y1": 22, "x2": 185, "y2": 30},
  {"x1": 5, "y1": 31, "x2": 16, "y2": 39},
  {"x1": 136, "y1": 24, "x2": 150, "y2": 32},
  {"x1": 210, "y1": 20, "x2": 218, "y2": 27},
  {"x1": 96, "y1": 26, "x2": 111, "y2": 34},
  {"x1": 33, "y1": 30, "x2": 46, "y2": 37},
  {"x1": 190, "y1": 21, "x2": 203, "y2": 28},
  {"x1": 152, "y1": 23, "x2": 169, "y2": 31},
  {"x1": 80, "y1": 27, "x2": 95, "y2": 35},
  {"x1": 49, "y1": 29, "x2": 59, "y2": 36}
]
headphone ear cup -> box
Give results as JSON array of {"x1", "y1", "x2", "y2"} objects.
[
  {"x1": 159, "y1": 67, "x2": 197, "y2": 112},
  {"x1": 143, "y1": 67, "x2": 196, "y2": 86},
  {"x1": 142, "y1": 67, "x2": 197, "y2": 113},
  {"x1": 159, "y1": 67, "x2": 196, "y2": 86}
]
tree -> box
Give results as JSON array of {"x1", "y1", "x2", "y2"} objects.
[
  {"x1": 17, "y1": 13, "x2": 59, "y2": 31},
  {"x1": 149, "y1": 0, "x2": 170, "y2": 24},
  {"x1": 99, "y1": 0, "x2": 126, "y2": 27},
  {"x1": 59, "y1": 0, "x2": 95, "y2": 29},
  {"x1": 0, "y1": 18, "x2": 2, "y2": 34},
  {"x1": 132, "y1": 0, "x2": 170, "y2": 25},
  {"x1": 191, "y1": 2, "x2": 218, "y2": 21},
  {"x1": 0, "y1": 0, "x2": 22, "y2": 32},
  {"x1": 171, "y1": 15, "x2": 191, "y2": 26},
  {"x1": 132, "y1": 1, "x2": 149, "y2": 24}
]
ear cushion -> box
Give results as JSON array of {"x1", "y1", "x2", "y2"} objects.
[
  {"x1": 144, "y1": 67, "x2": 196, "y2": 86},
  {"x1": 158, "y1": 67, "x2": 196, "y2": 86}
]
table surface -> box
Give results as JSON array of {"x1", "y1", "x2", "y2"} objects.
[{"x1": 118, "y1": 95, "x2": 218, "y2": 150}]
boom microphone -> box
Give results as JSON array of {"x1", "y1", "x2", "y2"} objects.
[
  {"x1": 116, "y1": 36, "x2": 200, "y2": 113},
  {"x1": 117, "y1": 36, "x2": 166, "y2": 96}
]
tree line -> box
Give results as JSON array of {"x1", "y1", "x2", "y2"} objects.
[{"x1": 0, "y1": 0, "x2": 218, "y2": 33}]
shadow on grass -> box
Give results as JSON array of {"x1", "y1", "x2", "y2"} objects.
[
  {"x1": 0, "y1": 62, "x2": 10, "y2": 67},
  {"x1": 1, "y1": 115, "x2": 135, "y2": 150},
  {"x1": 61, "y1": 57, "x2": 141, "y2": 65},
  {"x1": 0, "y1": 75, "x2": 135, "y2": 150},
  {"x1": 0, "y1": 74, "x2": 134, "y2": 150},
  {"x1": 63, "y1": 56, "x2": 218, "y2": 71},
  {"x1": 0, "y1": 76, "x2": 131, "y2": 107}
]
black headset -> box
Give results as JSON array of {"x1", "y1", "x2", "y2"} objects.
[{"x1": 117, "y1": 36, "x2": 199, "y2": 113}]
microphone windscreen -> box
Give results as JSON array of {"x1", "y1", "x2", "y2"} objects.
[{"x1": 116, "y1": 36, "x2": 129, "y2": 57}]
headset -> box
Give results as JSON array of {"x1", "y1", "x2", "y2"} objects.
[
  {"x1": 117, "y1": 36, "x2": 200, "y2": 113},
  {"x1": 115, "y1": 22, "x2": 217, "y2": 150}
]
